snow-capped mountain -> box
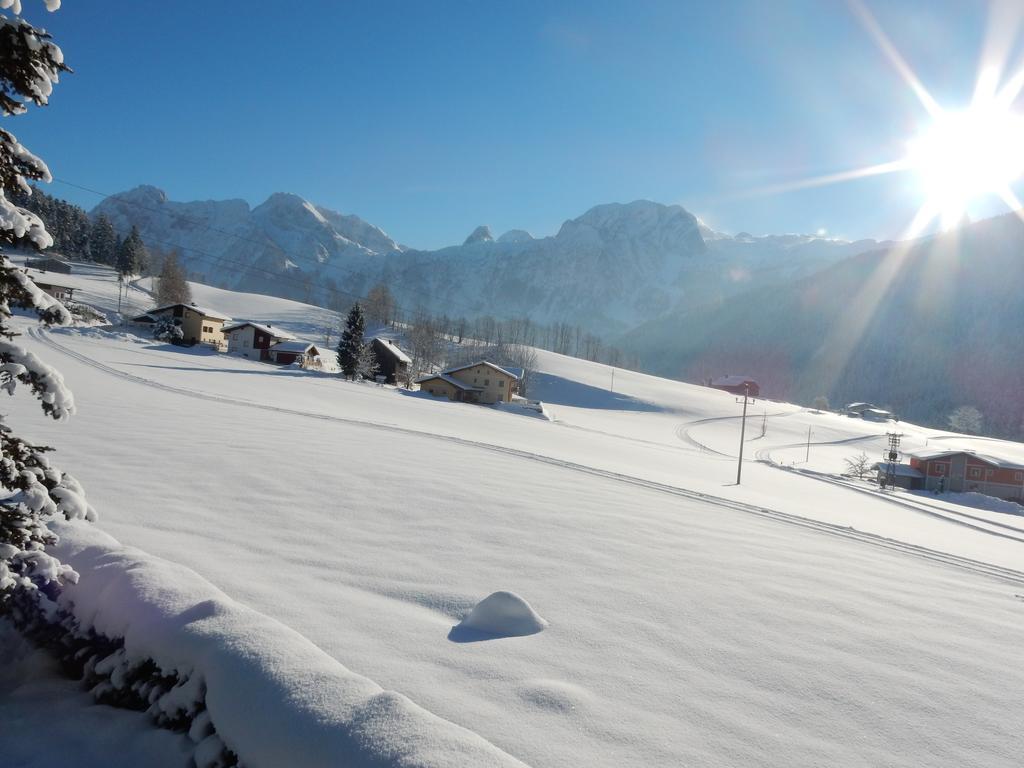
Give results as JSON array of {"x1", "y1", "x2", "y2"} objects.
[
  {"x1": 93, "y1": 188, "x2": 880, "y2": 332},
  {"x1": 92, "y1": 186, "x2": 403, "y2": 304}
]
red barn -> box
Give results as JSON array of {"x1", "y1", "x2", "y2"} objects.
[
  {"x1": 908, "y1": 449, "x2": 1024, "y2": 501},
  {"x1": 710, "y1": 375, "x2": 760, "y2": 397}
]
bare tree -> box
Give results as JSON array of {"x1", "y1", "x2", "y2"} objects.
[
  {"x1": 365, "y1": 282, "x2": 396, "y2": 327},
  {"x1": 948, "y1": 405, "x2": 983, "y2": 435},
  {"x1": 844, "y1": 452, "x2": 872, "y2": 480}
]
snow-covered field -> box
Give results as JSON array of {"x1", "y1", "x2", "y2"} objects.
[{"x1": 6, "y1": 262, "x2": 1024, "y2": 766}]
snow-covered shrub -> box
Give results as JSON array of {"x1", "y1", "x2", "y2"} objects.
[
  {"x1": 153, "y1": 315, "x2": 184, "y2": 344},
  {"x1": 64, "y1": 300, "x2": 107, "y2": 325},
  {"x1": 26, "y1": 519, "x2": 527, "y2": 768}
]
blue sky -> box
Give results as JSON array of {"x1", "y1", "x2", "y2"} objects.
[{"x1": 12, "y1": 0, "x2": 1012, "y2": 248}]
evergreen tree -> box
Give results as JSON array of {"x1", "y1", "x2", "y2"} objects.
[
  {"x1": 155, "y1": 250, "x2": 190, "y2": 305},
  {"x1": 115, "y1": 224, "x2": 146, "y2": 277},
  {"x1": 336, "y1": 302, "x2": 366, "y2": 379},
  {"x1": 89, "y1": 213, "x2": 118, "y2": 265},
  {"x1": 0, "y1": 1, "x2": 96, "y2": 612},
  {"x1": 152, "y1": 315, "x2": 184, "y2": 344},
  {"x1": 8, "y1": 185, "x2": 91, "y2": 258}
]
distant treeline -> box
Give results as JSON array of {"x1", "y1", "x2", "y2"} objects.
[{"x1": 9, "y1": 185, "x2": 149, "y2": 275}]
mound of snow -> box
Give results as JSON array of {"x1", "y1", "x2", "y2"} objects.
[
  {"x1": 49, "y1": 520, "x2": 526, "y2": 768},
  {"x1": 914, "y1": 490, "x2": 1024, "y2": 516},
  {"x1": 451, "y1": 591, "x2": 547, "y2": 641}
]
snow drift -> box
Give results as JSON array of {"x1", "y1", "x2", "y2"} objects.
[
  {"x1": 48, "y1": 519, "x2": 528, "y2": 768},
  {"x1": 450, "y1": 591, "x2": 547, "y2": 641}
]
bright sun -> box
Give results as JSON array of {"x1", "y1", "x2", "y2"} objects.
[{"x1": 907, "y1": 105, "x2": 1024, "y2": 226}]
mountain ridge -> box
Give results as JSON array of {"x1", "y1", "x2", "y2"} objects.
[{"x1": 92, "y1": 185, "x2": 881, "y2": 332}]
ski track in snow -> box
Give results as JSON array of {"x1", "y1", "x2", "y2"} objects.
[
  {"x1": 753, "y1": 436, "x2": 1024, "y2": 543},
  {"x1": 32, "y1": 326, "x2": 1024, "y2": 589}
]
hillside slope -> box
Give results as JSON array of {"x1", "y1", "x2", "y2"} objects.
[
  {"x1": 8, "y1": 264, "x2": 1024, "y2": 766},
  {"x1": 626, "y1": 211, "x2": 1024, "y2": 437}
]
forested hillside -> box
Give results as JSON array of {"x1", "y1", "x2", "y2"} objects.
[{"x1": 627, "y1": 211, "x2": 1024, "y2": 437}]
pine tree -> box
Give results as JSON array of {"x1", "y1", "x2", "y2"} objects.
[
  {"x1": 89, "y1": 213, "x2": 118, "y2": 265},
  {"x1": 155, "y1": 250, "x2": 190, "y2": 305},
  {"x1": 337, "y1": 302, "x2": 366, "y2": 379},
  {"x1": 115, "y1": 224, "x2": 146, "y2": 277},
  {"x1": 0, "y1": 1, "x2": 96, "y2": 612}
]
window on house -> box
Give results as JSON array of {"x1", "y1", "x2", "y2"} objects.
[
  {"x1": 1016, "y1": 472, "x2": 1023, "y2": 482},
  {"x1": 969, "y1": 467, "x2": 981, "y2": 479},
  {"x1": 499, "y1": 380, "x2": 504, "y2": 387},
  {"x1": 484, "y1": 379, "x2": 490, "y2": 386}
]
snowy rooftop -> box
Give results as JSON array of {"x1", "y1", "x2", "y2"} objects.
[
  {"x1": 907, "y1": 448, "x2": 1024, "y2": 469},
  {"x1": 711, "y1": 374, "x2": 757, "y2": 386},
  {"x1": 415, "y1": 372, "x2": 480, "y2": 391},
  {"x1": 149, "y1": 303, "x2": 232, "y2": 321},
  {"x1": 443, "y1": 360, "x2": 519, "y2": 380},
  {"x1": 23, "y1": 268, "x2": 73, "y2": 290},
  {"x1": 373, "y1": 336, "x2": 411, "y2": 364},
  {"x1": 873, "y1": 462, "x2": 924, "y2": 478},
  {"x1": 270, "y1": 340, "x2": 320, "y2": 354},
  {"x1": 223, "y1": 321, "x2": 296, "y2": 341}
]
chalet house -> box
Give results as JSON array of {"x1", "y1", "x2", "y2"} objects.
[
  {"x1": 908, "y1": 449, "x2": 1024, "y2": 501},
  {"x1": 370, "y1": 337, "x2": 411, "y2": 384},
  {"x1": 710, "y1": 375, "x2": 759, "y2": 397},
  {"x1": 845, "y1": 402, "x2": 896, "y2": 421},
  {"x1": 133, "y1": 303, "x2": 231, "y2": 349},
  {"x1": 416, "y1": 361, "x2": 519, "y2": 404},
  {"x1": 26, "y1": 270, "x2": 75, "y2": 302},
  {"x1": 268, "y1": 341, "x2": 323, "y2": 368},
  {"x1": 25, "y1": 256, "x2": 71, "y2": 274},
  {"x1": 223, "y1": 321, "x2": 296, "y2": 360}
]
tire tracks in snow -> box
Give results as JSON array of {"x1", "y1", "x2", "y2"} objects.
[
  {"x1": 33, "y1": 327, "x2": 1024, "y2": 589},
  {"x1": 674, "y1": 411, "x2": 796, "y2": 458}
]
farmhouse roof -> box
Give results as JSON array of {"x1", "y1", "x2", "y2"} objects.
[
  {"x1": 415, "y1": 372, "x2": 480, "y2": 391},
  {"x1": 223, "y1": 321, "x2": 296, "y2": 340},
  {"x1": 148, "y1": 303, "x2": 232, "y2": 322},
  {"x1": 270, "y1": 340, "x2": 320, "y2": 354},
  {"x1": 24, "y1": 269, "x2": 73, "y2": 290},
  {"x1": 442, "y1": 360, "x2": 519, "y2": 379},
  {"x1": 873, "y1": 462, "x2": 924, "y2": 478},
  {"x1": 711, "y1": 375, "x2": 757, "y2": 387},
  {"x1": 908, "y1": 448, "x2": 1024, "y2": 470},
  {"x1": 373, "y1": 337, "x2": 411, "y2": 364}
]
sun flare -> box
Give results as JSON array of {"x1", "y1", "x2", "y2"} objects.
[{"x1": 907, "y1": 105, "x2": 1024, "y2": 226}]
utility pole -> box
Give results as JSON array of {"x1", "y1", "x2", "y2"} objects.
[
  {"x1": 805, "y1": 426, "x2": 812, "y2": 463},
  {"x1": 882, "y1": 432, "x2": 903, "y2": 491},
  {"x1": 610, "y1": 368, "x2": 615, "y2": 393},
  {"x1": 736, "y1": 382, "x2": 751, "y2": 485}
]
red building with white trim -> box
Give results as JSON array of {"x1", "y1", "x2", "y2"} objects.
[{"x1": 908, "y1": 449, "x2": 1024, "y2": 501}]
